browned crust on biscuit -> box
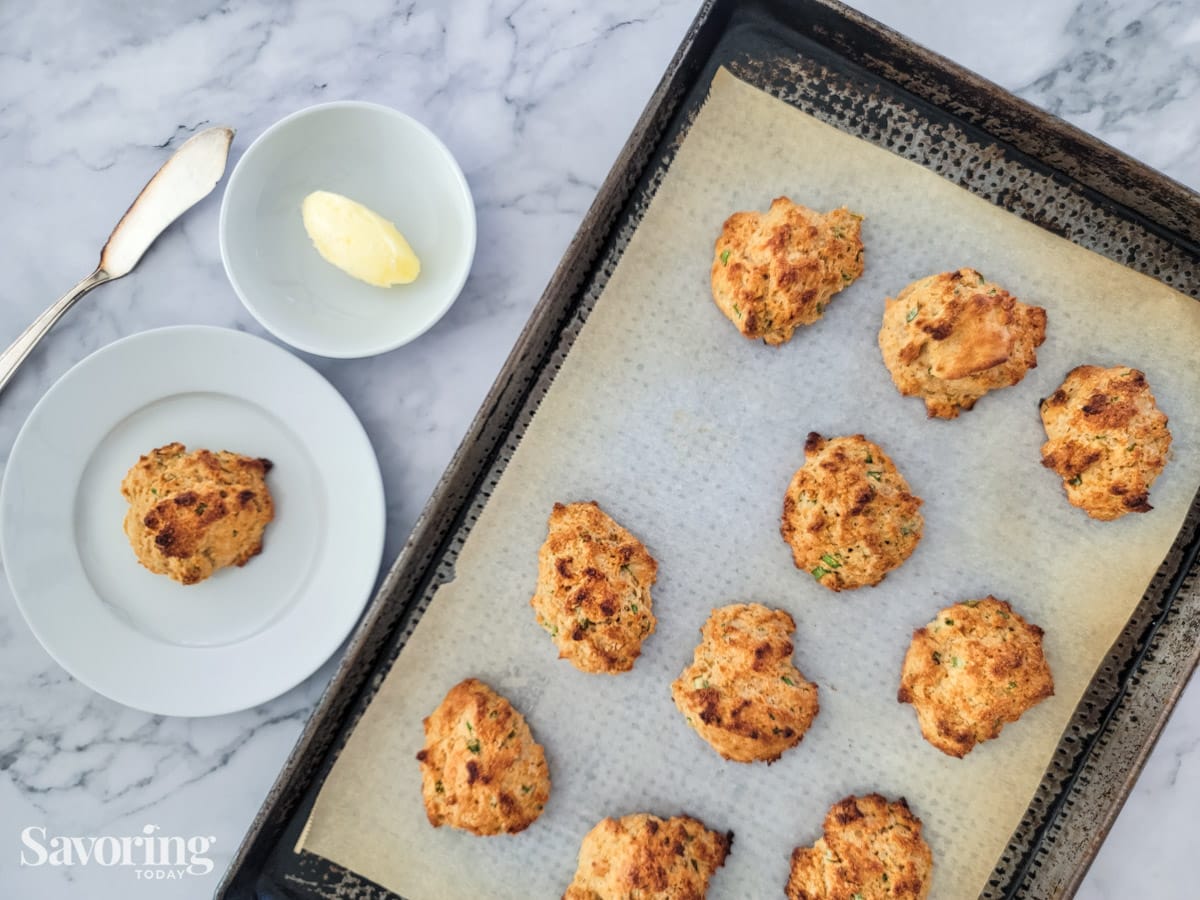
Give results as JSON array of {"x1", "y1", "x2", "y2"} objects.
[
  {"x1": 671, "y1": 603, "x2": 819, "y2": 763},
  {"x1": 416, "y1": 678, "x2": 550, "y2": 835},
  {"x1": 786, "y1": 794, "x2": 932, "y2": 900},
  {"x1": 711, "y1": 197, "x2": 864, "y2": 346},
  {"x1": 563, "y1": 813, "x2": 732, "y2": 899},
  {"x1": 878, "y1": 269, "x2": 1046, "y2": 418},
  {"x1": 1039, "y1": 365, "x2": 1171, "y2": 520},
  {"x1": 780, "y1": 434, "x2": 923, "y2": 591},
  {"x1": 531, "y1": 501, "x2": 658, "y2": 673},
  {"x1": 120, "y1": 442, "x2": 274, "y2": 585},
  {"x1": 898, "y1": 597, "x2": 1054, "y2": 758}
]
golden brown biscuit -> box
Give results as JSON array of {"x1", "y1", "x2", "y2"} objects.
[
  {"x1": 711, "y1": 197, "x2": 864, "y2": 346},
  {"x1": 780, "y1": 433, "x2": 923, "y2": 591},
  {"x1": 120, "y1": 442, "x2": 274, "y2": 585},
  {"x1": 563, "y1": 813, "x2": 732, "y2": 900},
  {"x1": 786, "y1": 794, "x2": 933, "y2": 900},
  {"x1": 531, "y1": 501, "x2": 657, "y2": 673},
  {"x1": 898, "y1": 597, "x2": 1054, "y2": 758},
  {"x1": 878, "y1": 268, "x2": 1047, "y2": 418},
  {"x1": 1039, "y1": 365, "x2": 1171, "y2": 521},
  {"x1": 671, "y1": 603, "x2": 819, "y2": 763},
  {"x1": 415, "y1": 678, "x2": 550, "y2": 835}
]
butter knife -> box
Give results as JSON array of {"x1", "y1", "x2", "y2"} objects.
[{"x1": 0, "y1": 126, "x2": 235, "y2": 395}]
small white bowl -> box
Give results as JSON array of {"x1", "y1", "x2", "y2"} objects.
[{"x1": 219, "y1": 102, "x2": 476, "y2": 358}]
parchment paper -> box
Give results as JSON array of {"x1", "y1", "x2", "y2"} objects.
[{"x1": 297, "y1": 69, "x2": 1200, "y2": 898}]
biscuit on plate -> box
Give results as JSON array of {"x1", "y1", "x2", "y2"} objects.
[
  {"x1": 878, "y1": 268, "x2": 1046, "y2": 418},
  {"x1": 786, "y1": 794, "x2": 932, "y2": 900},
  {"x1": 415, "y1": 678, "x2": 550, "y2": 835},
  {"x1": 780, "y1": 433, "x2": 923, "y2": 591},
  {"x1": 563, "y1": 813, "x2": 732, "y2": 900},
  {"x1": 711, "y1": 197, "x2": 864, "y2": 346},
  {"x1": 898, "y1": 597, "x2": 1054, "y2": 758},
  {"x1": 671, "y1": 603, "x2": 819, "y2": 763},
  {"x1": 1039, "y1": 365, "x2": 1171, "y2": 520},
  {"x1": 120, "y1": 442, "x2": 274, "y2": 585},
  {"x1": 531, "y1": 501, "x2": 657, "y2": 673}
]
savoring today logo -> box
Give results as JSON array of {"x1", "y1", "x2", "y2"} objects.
[{"x1": 19, "y1": 825, "x2": 216, "y2": 880}]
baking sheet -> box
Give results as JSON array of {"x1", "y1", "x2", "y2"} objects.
[{"x1": 297, "y1": 68, "x2": 1200, "y2": 898}]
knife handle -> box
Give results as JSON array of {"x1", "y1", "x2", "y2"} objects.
[{"x1": 0, "y1": 268, "x2": 111, "y2": 396}]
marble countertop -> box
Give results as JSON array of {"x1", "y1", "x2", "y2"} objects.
[{"x1": 1, "y1": 1, "x2": 1197, "y2": 897}]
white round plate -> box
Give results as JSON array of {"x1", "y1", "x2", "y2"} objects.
[
  {"x1": 219, "y1": 101, "x2": 476, "y2": 358},
  {"x1": 0, "y1": 326, "x2": 385, "y2": 716}
]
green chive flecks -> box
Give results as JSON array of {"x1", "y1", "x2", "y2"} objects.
[
  {"x1": 811, "y1": 565, "x2": 829, "y2": 580},
  {"x1": 820, "y1": 553, "x2": 842, "y2": 569},
  {"x1": 1068, "y1": 474, "x2": 1082, "y2": 486},
  {"x1": 931, "y1": 651, "x2": 942, "y2": 664},
  {"x1": 866, "y1": 470, "x2": 882, "y2": 481},
  {"x1": 865, "y1": 451, "x2": 874, "y2": 463},
  {"x1": 906, "y1": 306, "x2": 919, "y2": 322},
  {"x1": 732, "y1": 303, "x2": 742, "y2": 318},
  {"x1": 944, "y1": 618, "x2": 954, "y2": 626},
  {"x1": 781, "y1": 675, "x2": 795, "y2": 686},
  {"x1": 466, "y1": 739, "x2": 481, "y2": 754},
  {"x1": 720, "y1": 249, "x2": 731, "y2": 265}
]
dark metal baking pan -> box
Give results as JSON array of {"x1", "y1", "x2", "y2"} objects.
[{"x1": 216, "y1": 0, "x2": 1200, "y2": 897}]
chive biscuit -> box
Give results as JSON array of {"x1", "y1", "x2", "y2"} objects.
[
  {"x1": 711, "y1": 197, "x2": 864, "y2": 346},
  {"x1": 878, "y1": 268, "x2": 1047, "y2": 418},
  {"x1": 531, "y1": 501, "x2": 657, "y2": 674},
  {"x1": 898, "y1": 597, "x2": 1054, "y2": 758},
  {"x1": 1040, "y1": 365, "x2": 1171, "y2": 520},
  {"x1": 786, "y1": 794, "x2": 933, "y2": 900},
  {"x1": 671, "y1": 603, "x2": 819, "y2": 763},
  {"x1": 780, "y1": 433, "x2": 924, "y2": 591},
  {"x1": 415, "y1": 678, "x2": 550, "y2": 835},
  {"x1": 564, "y1": 813, "x2": 732, "y2": 900},
  {"x1": 120, "y1": 442, "x2": 274, "y2": 585}
]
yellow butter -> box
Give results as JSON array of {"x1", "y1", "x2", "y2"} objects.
[{"x1": 301, "y1": 190, "x2": 420, "y2": 287}]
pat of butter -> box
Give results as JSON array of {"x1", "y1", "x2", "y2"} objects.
[{"x1": 301, "y1": 191, "x2": 420, "y2": 287}]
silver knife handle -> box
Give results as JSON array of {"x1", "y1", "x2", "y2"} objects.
[{"x1": 0, "y1": 268, "x2": 111, "y2": 395}]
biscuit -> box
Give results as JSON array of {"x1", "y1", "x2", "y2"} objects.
[
  {"x1": 1039, "y1": 365, "x2": 1171, "y2": 520},
  {"x1": 898, "y1": 597, "x2": 1054, "y2": 758},
  {"x1": 780, "y1": 433, "x2": 923, "y2": 591},
  {"x1": 120, "y1": 442, "x2": 274, "y2": 585},
  {"x1": 671, "y1": 603, "x2": 819, "y2": 763},
  {"x1": 531, "y1": 501, "x2": 657, "y2": 673},
  {"x1": 563, "y1": 813, "x2": 732, "y2": 900},
  {"x1": 711, "y1": 197, "x2": 864, "y2": 346},
  {"x1": 786, "y1": 794, "x2": 933, "y2": 900},
  {"x1": 878, "y1": 268, "x2": 1047, "y2": 418},
  {"x1": 415, "y1": 678, "x2": 550, "y2": 835}
]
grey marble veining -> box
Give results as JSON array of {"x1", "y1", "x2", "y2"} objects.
[{"x1": 0, "y1": 1, "x2": 1197, "y2": 897}]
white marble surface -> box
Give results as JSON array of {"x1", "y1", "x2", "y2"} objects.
[{"x1": 0, "y1": 1, "x2": 1196, "y2": 897}]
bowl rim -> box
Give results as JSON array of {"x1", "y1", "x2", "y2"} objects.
[{"x1": 218, "y1": 100, "x2": 477, "y2": 359}]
